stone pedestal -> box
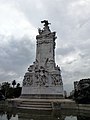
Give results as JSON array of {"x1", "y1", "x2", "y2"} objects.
[{"x1": 21, "y1": 20, "x2": 63, "y2": 99}]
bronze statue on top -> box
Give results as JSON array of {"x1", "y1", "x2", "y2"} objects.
[
  {"x1": 41, "y1": 20, "x2": 51, "y2": 27},
  {"x1": 38, "y1": 20, "x2": 51, "y2": 34}
]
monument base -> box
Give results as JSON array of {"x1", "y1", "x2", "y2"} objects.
[
  {"x1": 21, "y1": 86, "x2": 63, "y2": 99},
  {"x1": 20, "y1": 94, "x2": 63, "y2": 99}
]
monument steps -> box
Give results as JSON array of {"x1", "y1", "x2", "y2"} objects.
[
  {"x1": 17, "y1": 100, "x2": 52, "y2": 110},
  {"x1": 18, "y1": 104, "x2": 51, "y2": 108},
  {"x1": 17, "y1": 106, "x2": 52, "y2": 110},
  {"x1": 19, "y1": 101, "x2": 51, "y2": 105}
]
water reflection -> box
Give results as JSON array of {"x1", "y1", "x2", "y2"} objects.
[{"x1": 0, "y1": 108, "x2": 90, "y2": 120}]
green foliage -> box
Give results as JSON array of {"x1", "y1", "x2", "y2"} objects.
[
  {"x1": 0, "y1": 82, "x2": 10, "y2": 97},
  {"x1": 16, "y1": 83, "x2": 20, "y2": 88},
  {"x1": 0, "y1": 81, "x2": 22, "y2": 99},
  {"x1": 74, "y1": 78, "x2": 90, "y2": 104}
]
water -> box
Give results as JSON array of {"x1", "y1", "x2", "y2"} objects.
[{"x1": 0, "y1": 108, "x2": 90, "y2": 120}]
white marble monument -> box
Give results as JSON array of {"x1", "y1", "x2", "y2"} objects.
[{"x1": 21, "y1": 20, "x2": 63, "y2": 98}]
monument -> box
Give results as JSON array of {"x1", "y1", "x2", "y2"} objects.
[{"x1": 21, "y1": 20, "x2": 63, "y2": 99}]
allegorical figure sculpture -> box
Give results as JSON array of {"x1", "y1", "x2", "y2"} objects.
[{"x1": 21, "y1": 20, "x2": 63, "y2": 99}]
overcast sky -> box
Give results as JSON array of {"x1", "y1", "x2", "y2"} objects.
[{"x1": 0, "y1": 0, "x2": 90, "y2": 93}]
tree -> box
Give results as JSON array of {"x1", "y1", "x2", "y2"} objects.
[
  {"x1": 0, "y1": 81, "x2": 22, "y2": 98},
  {"x1": 74, "y1": 78, "x2": 90, "y2": 104},
  {"x1": 0, "y1": 82, "x2": 10, "y2": 98},
  {"x1": 16, "y1": 83, "x2": 20, "y2": 88},
  {"x1": 12, "y1": 80, "x2": 16, "y2": 88}
]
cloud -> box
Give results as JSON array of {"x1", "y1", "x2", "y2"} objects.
[
  {"x1": 0, "y1": 1, "x2": 37, "y2": 39},
  {"x1": 0, "y1": 35, "x2": 35, "y2": 83},
  {"x1": 56, "y1": 45, "x2": 75, "y2": 56}
]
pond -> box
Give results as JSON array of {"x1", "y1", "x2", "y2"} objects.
[{"x1": 0, "y1": 108, "x2": 90, "y2": 120}]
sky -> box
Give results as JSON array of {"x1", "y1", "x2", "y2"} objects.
[{"x1": 0, "y1": 0, "x2": 90, "y2": 93}]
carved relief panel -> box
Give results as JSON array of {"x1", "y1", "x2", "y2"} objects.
[
  {"x1": 23, "y1": 73, "x2": 33, "y2": 87},
  {"x1": 35, "y1": 66, "x2": 49, "y2": 86},
  {"x1": 51, "y1": 74, "x2": 62, "y2": 86}
]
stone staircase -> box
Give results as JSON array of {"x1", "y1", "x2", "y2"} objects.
[{"x1": 17, "y1": 100, "x2": 52, "y2": 110}]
